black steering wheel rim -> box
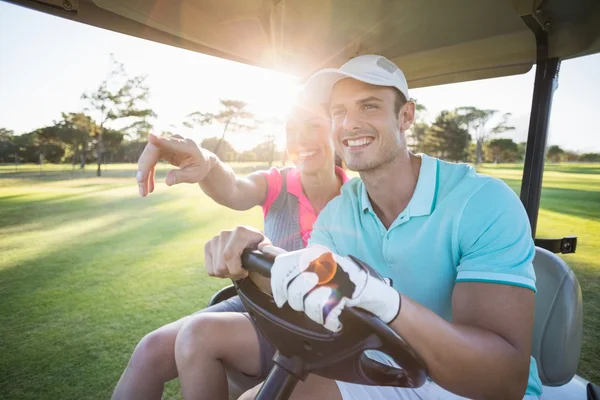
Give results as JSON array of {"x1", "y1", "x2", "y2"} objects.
[{"x1": 236, "y1": 248, "x2": 428, "y2": 388}]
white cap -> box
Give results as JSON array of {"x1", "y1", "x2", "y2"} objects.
[{"x1": 304, "y1": 54, "x2": 409, "y2": 103}]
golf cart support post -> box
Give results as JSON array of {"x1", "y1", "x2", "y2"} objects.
[{"x1": 519, "y1": 6, "x2": 577, "y2": 255}]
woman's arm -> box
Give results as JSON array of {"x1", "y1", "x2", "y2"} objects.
[
  {"x1": 198, "y1": 152, "x2": 268, "y2": 210},
  {"x1": 136, "y1": 134, "x2": 269, "y2": 210}
]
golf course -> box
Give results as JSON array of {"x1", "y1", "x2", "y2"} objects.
[{"x1": 0, "y1": 162, "x2": 598, "y2": 400}]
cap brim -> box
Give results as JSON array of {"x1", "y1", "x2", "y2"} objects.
[{"x1": 304, "y1": 68, "x2": 399, "y2": 104}]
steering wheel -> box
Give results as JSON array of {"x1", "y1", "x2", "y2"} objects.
[{"x1": 233, "y1": 248, "x2": 428, "y2": 399}]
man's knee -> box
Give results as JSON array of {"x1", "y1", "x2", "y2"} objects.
[{"x1": 175, "y1": 314, "x2": 222, "y2": 365}]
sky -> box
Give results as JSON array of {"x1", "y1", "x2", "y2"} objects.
[{"x1": 1, "y1": 2, "x2": 599, "y2": 153}]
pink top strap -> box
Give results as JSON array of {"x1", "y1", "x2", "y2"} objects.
[{"x1": 260, "y1": 166, "x2": 349, "y2": 246}]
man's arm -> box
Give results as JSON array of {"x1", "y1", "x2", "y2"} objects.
[
  {"x1": 390, "y1": 283, "x2": 534, "y2": 400},
  {"x1": 389, "y1": 179, "x2": 536, "y2": 399}
]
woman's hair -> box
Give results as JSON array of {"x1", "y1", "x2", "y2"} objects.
[{"x1": 335, "y1": 153, "x2": 345, "y2": 169}]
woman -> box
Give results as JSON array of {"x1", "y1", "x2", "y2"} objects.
[{"x1": 112, "y1": 95, "x2": 348, "y2": 400}]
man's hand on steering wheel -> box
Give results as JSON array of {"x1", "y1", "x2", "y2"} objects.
[{"x1": 270, "y1": 245, "x2": 401, "y2": 332}]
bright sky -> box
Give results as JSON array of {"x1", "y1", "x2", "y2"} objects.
[{"x1": 1, "y1": 2, "x2": 599, "y2": 153}]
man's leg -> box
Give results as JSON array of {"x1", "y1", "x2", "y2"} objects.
[
  {"x1": 111, "y1": 297, "x2": 245, "y2": 400},
  {"x1": 174, "y1": 312, "x2": 264, "y2": 400},
  {"x1": 238, "y1": 375, "x2": 342, "y2": 400},
  {"x1": 238, "y1": 377, "x2": 477, "y2": 400}
]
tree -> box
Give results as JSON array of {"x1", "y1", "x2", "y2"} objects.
[
  {"x1": 485, "y1": 138, "x2": 519, "y2": 163},
  {"x1": 455, "y1": 107, "x2": 514, "y2": 164},
  {"x1": 563, "y1": 151, "x2": 580, "y2": 162},
  {"x1": 0, "y1": 128, "x2": 17, "y2": 164},
  {"x1": 12, "y1": 131, "x2": 40, "y2": 163},
  {"x1": 579, "y1": 153, "x2": 600, "y2": 162},
  {"x1": 238, "y1": 150, "x2": 258, "y2": 162},
  {"x1": 100, "y1": 129, "x2": 125, "y2": 163},
  {"x1": 408, "y1": 122, "x2": 428, "y2": 153},
  {"x1": 517, "y1": 142, "x2": 527, "y2": 162},
  {"x1": 53, "y1": 112, "x2": 96, "y2": 168},
  {"x1": 415, "y1": 102, "x2": 427, "y2": 116},
  {"x1": 200, "y1": 137, "x2": 238, "y2": 162},
  {"x1": 122, "y1": 118, "x2": 155, "y2": 141},
  {"x1": 114, "y1": 140, "x2": 147, "y2": 163},
  {"x1": 81, "y1": 55, "x2": 156, "y2": 176},
  {"x1": 546, "y1": 145, "x2": 564, "y2": 163},
  {"x1": 421, "y1": 111, "x2": 471, "y2": 162},
  {"x1": 466, "y1": 142, "x2": 477, "y2": 163},
  {"x1": 251, "y1": 138, "x2": 284, "y2": 166},
  {"x1": 35, "y1": 126, "x2": 66, "y2": 164},
  {"x1": 184, "y1": 99, "x2": 256, "y2": 156},
  {"x1": 0, "y1": 128, "x2": 14, "y2": 140},
  {"x1": 406, "y1": 101, "x2": 428, "y2": 153}
]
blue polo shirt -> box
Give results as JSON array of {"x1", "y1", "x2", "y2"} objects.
[{"x1": 308, "y1": 153, "x2": 542, "y2": 397}]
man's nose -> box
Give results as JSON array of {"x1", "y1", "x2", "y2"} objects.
[{"x1": 342, "y1": 109, "x2": 363, "y2": 131}]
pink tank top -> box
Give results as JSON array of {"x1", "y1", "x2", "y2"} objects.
[{"x1": 260, "y1": 166, "x2": 349, "y2": 247}]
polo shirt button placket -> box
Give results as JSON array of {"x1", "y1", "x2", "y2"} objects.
[{"x1": 382, "y1": 231, "x2": 392, "y2": 266}]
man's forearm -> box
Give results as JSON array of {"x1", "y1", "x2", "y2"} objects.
[{"x1": 390, "y1": 295, "x2": 530, "y2": 400}]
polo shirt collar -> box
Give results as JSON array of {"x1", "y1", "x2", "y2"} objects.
[
  {"x1": 361, "y1": 153, "x2": 438, "y2": 217},
  {"x1": 408, "y1": 153, "x2": 438, "y2": 216}
]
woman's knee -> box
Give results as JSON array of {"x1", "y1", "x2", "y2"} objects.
[
  {"x1": 174, "y1": 313, "x2": 224, "y2": 365},
  {"x1": 130, "y1": 317, "x2": 189, "y2": 369}
]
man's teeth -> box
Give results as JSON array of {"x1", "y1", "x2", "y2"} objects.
[
  {"x1": 299, "y1": 151, "x2": 317, "y2": 157},
  {"x1": 347, "y1": 138, "x2": 373, "y2": 147}
]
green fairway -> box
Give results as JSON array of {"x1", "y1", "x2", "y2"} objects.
[{"x1": 0, "y1": 162, "x2": 598, "y2": 399}]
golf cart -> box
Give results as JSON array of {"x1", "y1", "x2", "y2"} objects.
[{"x1": 4, "y1": 0, "x2": 598, "y2": 398}]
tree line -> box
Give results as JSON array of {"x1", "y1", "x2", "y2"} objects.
[
  {"x1": 0, "y1": 56, "x2": 284, "y2": 174},
  {"x1": 1, "y1": 57, "x2": 598, "y2": 171},
  {"x1": 407, "y1": 105, "x2": 599, "y2": 164}
]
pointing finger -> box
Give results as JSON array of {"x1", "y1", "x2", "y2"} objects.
[{"x1": 137, "y1": 142, "x2": 160, "y2": 197}]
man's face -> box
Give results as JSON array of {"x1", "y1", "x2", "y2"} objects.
[{"x1": 330, "y1": 78, "x2": 412, "y2": 172}]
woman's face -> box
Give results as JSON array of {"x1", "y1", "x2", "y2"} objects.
[{"x1": 285, "y1": 102, "x2": 335, "y2": 175}]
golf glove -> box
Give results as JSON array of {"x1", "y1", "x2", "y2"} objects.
[{"x1": 270, "y1": 245, "x2": 401, "y2": 332}]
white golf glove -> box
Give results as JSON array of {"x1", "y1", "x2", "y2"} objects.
[{"x1": 270, "y1": 245, "x2": 401, "y2": 332}]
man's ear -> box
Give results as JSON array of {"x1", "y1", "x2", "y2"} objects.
[{"x1": 399, "y1": 101, "x2": 416, "y2": 132}]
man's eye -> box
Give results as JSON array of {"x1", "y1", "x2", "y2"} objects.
[
  {"x1": 362, "y1": 104, "x2": 378, "y2": 110},
  {"x1": 331, "y1": 109, "x2": 346, "y2": 117}
]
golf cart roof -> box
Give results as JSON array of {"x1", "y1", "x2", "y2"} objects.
[{"x1": 6, "y1": 0, "x2": 600, "y2": 87}]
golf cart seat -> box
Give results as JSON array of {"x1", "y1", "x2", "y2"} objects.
[
  {"x1": 208, "y1": 284, "x2": 238, "y2": 307},
  {"x1": 531, "y1": 247, "x2": 584, "y2": 386}
]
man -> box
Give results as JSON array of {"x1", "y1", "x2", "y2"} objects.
[{"x1": 206, "y1": 54, "x2": 542, "y2": 400}]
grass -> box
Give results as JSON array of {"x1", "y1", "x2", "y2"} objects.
[{"x1": 0, "y1": 162, "x2": 598, "y2": 399}]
